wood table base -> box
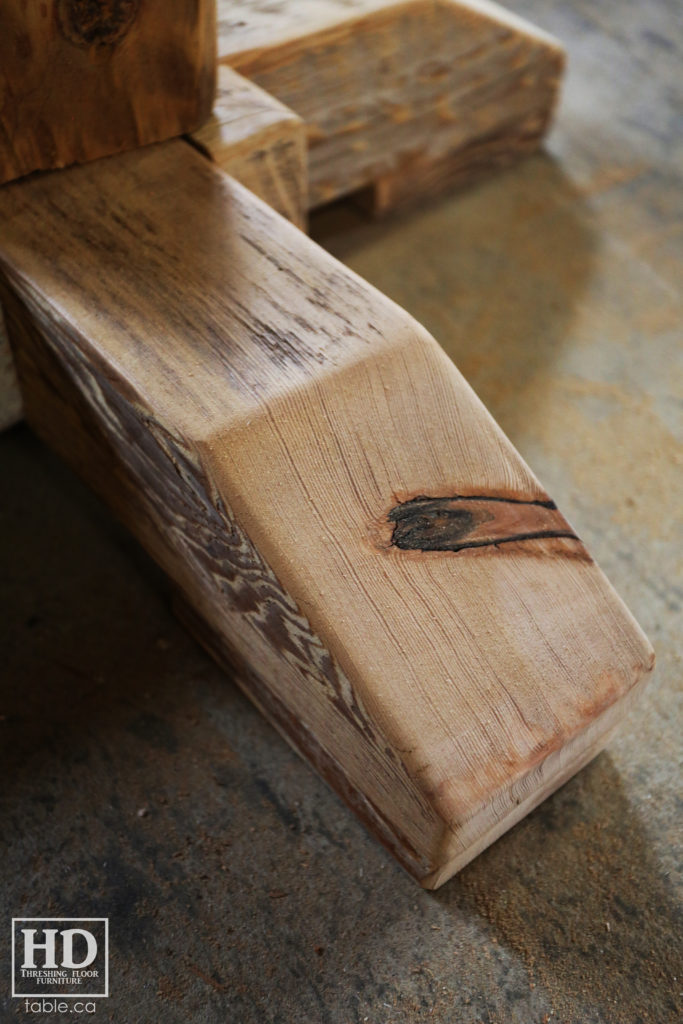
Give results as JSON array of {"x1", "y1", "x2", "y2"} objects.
[
  {"x1": 0, "y1": 0, "x2": 565, "y2": 430},
  {"x1": 0, "y1": 141, "x2": 653, "y2": 886}
]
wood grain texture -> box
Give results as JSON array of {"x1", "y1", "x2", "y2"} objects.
[
  {"x1": 191, "y1": 65, "x2": 307, "y2": 228},
  {"x1": 0, "y1": 63, "x2": 307, "y2": 429},
  {"x1": 0, "y1": 0, "x2": 216, "y2": 184},
  {"x1": 0, "y1": 143, "x2": 653, "y2": 886},
  {"x1": 218, "y1": 0, "x2": 565, "y2": 209}
]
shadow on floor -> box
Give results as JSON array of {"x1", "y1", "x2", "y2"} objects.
[{"x1": 439, "y1": 753, "x2": 682, "y2": 1023}]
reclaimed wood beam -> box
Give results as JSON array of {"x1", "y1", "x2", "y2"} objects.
[
  {"x1": 217, "y1": 0, "x2": 565, "y2": 211},
  {"x1": 0, "y1": 143, "x2": 653, "y2": 887}
]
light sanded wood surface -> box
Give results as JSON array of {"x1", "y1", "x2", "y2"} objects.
[
  {"x1": 0, "y1": 141, "x2": 653, "y2": 886},
  {"x1": 218, "y1": 0, "x2": 564, "y2": 208},
  {"x1": 191, "y1": 65, "x2": 307, "y2": 228},
  {"x1": 0, "y1": 0, "x2": 216, "y2": 185}
]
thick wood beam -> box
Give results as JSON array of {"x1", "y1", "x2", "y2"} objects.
[
  {"x1": 0, "y1": 143, "x2": 653, "y2": 886},
  {"x1": 218, "y1": 0, "x2": 565, "y2": 210}
]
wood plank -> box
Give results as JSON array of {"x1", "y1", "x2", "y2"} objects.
[
  {"x1": 0, "y1": 142, "x2": 653, "y2": 886},
  {"x1": 191, "y1": 66, "x2": 307, "y2": 228},
  {"x1": 0, "y1": 0, "x2": 216, "y2": 184},
  {"x1": 218, "y1": 0, "x2": 565, "y2": 209}
]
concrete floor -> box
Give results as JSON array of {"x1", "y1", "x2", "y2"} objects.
[{"x1": 1, "y1": 1, "x2": 681, "y2": 1022}]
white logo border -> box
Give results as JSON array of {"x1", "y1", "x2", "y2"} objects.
[{"x1": 11, "y1": 918, "x2": 109, "y2": 999}]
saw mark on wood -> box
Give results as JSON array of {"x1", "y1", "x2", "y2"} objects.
[{"x1": 388, "y1": 494, "x2": 580, "y2": 553}]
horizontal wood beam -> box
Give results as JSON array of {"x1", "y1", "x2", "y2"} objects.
[{"x1": 218, "y1": 0, "x2": 565, "y2": 210}]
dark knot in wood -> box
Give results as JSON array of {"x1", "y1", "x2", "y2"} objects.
[
  {"x1": 388, "y1": 494, "x2": 580, "y2": 553},
  {"x1": 57, "y1": 0, "x2": 139, "y2": 47}
]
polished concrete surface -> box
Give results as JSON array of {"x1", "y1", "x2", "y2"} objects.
[{"x1": 1, "y1": 1, "x2": 681, "y2": 1021}]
